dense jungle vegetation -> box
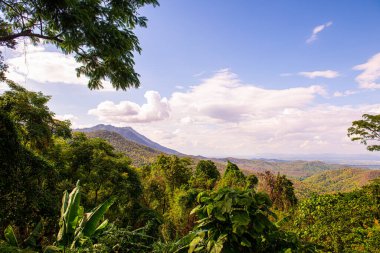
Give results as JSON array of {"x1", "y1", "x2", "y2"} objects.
[{"x1": 1, "y1": 83, "x2": 380, "y2": 252}]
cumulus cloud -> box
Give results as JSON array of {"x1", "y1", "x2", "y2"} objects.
[
  {"x1": 306, "y1": 21, "x2": 332, "y2": 44},
  {"x1": 4, "y1": 41, "x2": 114, "y2": 90},
  {"x1": 298, "y1": 70, "x2": 339, "y2": 79},
  {"x1": 86, "y1": 69, "x2": 380, "y2": 157},
  {"x1": 88, "y1": 91, "x2": 170, "y2": 123},
  {"x1": 169, "y1": 69, "x2": 326, "y2": 123},
  {"x1": 353, "y1": 52, "x2": 380, "y2": 89}
]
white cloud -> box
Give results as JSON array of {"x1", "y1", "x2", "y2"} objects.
[
  {"x1": 86, "y1": 69, "x2": 379, "y2": 157},
  {"x1": 298, "y1": 70, "x2": 339, "y2": 79},
  {"x1": 88, "y1": 90, "x2": 170, "y2": 123},
  {"x1": 55, "y1": 114, "x2": 78, "y2": 121},
  {"x1": 353, "y1": 52, "x2": 380, "y2": 89},
  {"x1": 333, "y1": 90, "x2": 358, "y2": 97},
  {"x1": 306, "y1": 21, "x2": 333, "y2": 44},
  {"x1": 4, "y1": 41, "x2": 114, "y2": 91}
]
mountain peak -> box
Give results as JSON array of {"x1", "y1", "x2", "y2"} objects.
[{"x1": 76, "y1": 124, "x2": 181, "y2": 155}]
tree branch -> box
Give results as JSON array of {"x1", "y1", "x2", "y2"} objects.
[{"x1": 0, "y1": 30, "x2": 63, "y2": 43}]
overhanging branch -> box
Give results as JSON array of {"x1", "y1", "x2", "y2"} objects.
[{"x1": 0, "y1": 30, "x2": 63, "y2": 43}]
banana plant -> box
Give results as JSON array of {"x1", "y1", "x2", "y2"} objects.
[
  {"x1": 3, "y1": 220, "x2": 43, "y2": 251},
  {"x1": 46, "y1": 180, "x2": 115, "y2": 252}
]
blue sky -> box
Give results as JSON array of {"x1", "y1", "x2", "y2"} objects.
[{"x1": 3, "y1": 0, "x2": 380, "y2": 157}]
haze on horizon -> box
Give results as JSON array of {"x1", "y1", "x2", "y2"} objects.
[{"x1": 2, "y1": 0, "x2": 380, "y2": 157}]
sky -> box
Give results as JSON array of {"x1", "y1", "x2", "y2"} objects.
[{"x1": 2, "y1": 0, "x2": 380, "y2": 158}]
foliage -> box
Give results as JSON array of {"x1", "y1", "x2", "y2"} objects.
[
  {"x1": 245, "y1": 174, "x2": 259, "y2": 189},
  {"x1": 184, "y1": 188, "x2": 312, "y2": 253},
  {"x1": 51, "y1": 132, "x2": 146, "y2": 228},
  {"x1": 258, "y1": 171, "x2": 297, "y2": 211},
  {"x1": 296, "y1": 167, "x2": 380, "y2": 198},
  {"x1": 0, "y1": 0, "x2": 159, "y2": 90},
  {"x1": 85, "y1": 130, "x2": 162, "y2": 167},
  {"x1": 0, "y1": 111, "x2": 59, "y2": 236},
  {"x1": 1, "y1": 221, "x2": 43, "y2": 252},
  {"x1": 191, "y1": 160, "x2": 220, "y2": 190},
  {"x1": 289, "y1": 181, "x2": 380, "y2": 252},
  {"x1": 94, "y1": 223, "x2": 159, "y2": 253},
  {"x1": 348, "y1": 113, "x2": 380, "y2": 151},
  {"x1": 52, "y1": 181, "x2": 115, "y2": 251},
  {"x1": 141, "y1": 156, "x2": 196, "y2": 240},
  {"x1": 153, "y1": 154, "x2": 193, "y2": 193},
  {"x1": 165, "y1": 187, "x2": 199, "y2": 237},
  {"x1": 0, "y1": 82, "x2": 71, "y2": 153},
  {"x1": 218, "y1": 161, "x2": 246, "y2": 189}
]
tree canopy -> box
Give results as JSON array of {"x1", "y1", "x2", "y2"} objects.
[
  {"x1": 348, "y1": 114, "x2": 380, "y2": 151},
  {"x1": 0, "y1": 0, "x2": 159, "y2": 90}
]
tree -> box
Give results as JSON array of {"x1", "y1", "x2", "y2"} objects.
[
  {"x1": 153, "y1": 155, "x2": 192, "y2": 193},
  {"x1": 0, "y1": 0, "x2": 159, "y2": 90},
  {"x1": 245, "y1": 174, "x2": 259, "y2": 190},
  {"x1": 191, "y1": 160, "x2": 220, "y2": 190},
  {"x1": 0, "y1": 82, "x2": 71, "y2": 153},
  {"x1": 348, "y1": 114, "x2": 380, "y2": 151},
  {"x1": 258, "y1": 171, "x2": 297, "y2": 211},
  {"x1": 57, "y1": 133, "x2": 145, "y2": 227},
  {"x1": 291, "y1": 182, "x2": 380, "y2": 252},
  {"x1": 0, "y1": 112, "x2": 59, "y2": 237},
  {"x1": 218, "y1": 161, "x2": 246, "y2": 189}
]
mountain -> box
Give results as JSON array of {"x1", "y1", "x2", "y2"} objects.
[
  {"x1": 84, "y1": 130, "x2": 163, "y2": 166},
  {"x1": 78, "y1": 124, "x2": 181, "y2": 155}
]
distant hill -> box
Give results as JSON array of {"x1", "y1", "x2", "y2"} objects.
[
  {"x1": 212, "y1": 157, "x2": 344, "y2": 178},
  {"x1": 84, "y1": 130, "x2": 163, "y2": 166},
  {"x1": 78, "y1": 124, "x2": 181, "y2": 155},
  {"x1": 293, "y1": 168, "x2": 380, "y2": 199}
]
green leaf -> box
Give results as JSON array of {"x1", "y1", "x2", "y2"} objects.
[
  {"x1": 56, "y1": 191, "x2": 68, "y2": 242},
  {"x1": 81, "y1": 197, "x2": 115, "y2": 237},
  {"x1": 190, "y1": 205, "x2": 201, "y2": 215},
  {"x1": 188, "y1": 236, "x2": 203, "y2": 253},
  {"x1": 24, "y1": 220, "x2": 43, "y2": 247},
  {"x1": 4, "y1": 225, "x2": 18, "y2": 247},
  {"x1": 66, "y1": 181, "x2": 81, "y2": 232},
  {"x1": 211, "y1": 235, "x2": 226, "y2": 253},
  {"x1": 94, "y1": 219, "x2": 109, "y2": 234},
  {"x1": 214, "y1": 211, "x2": 226, "y2": 221},
  {"x1": 44, "y1": 245, "x2": 63, "y2": 253},
  {"x1": 230, "y1": 211, "x2": 250, "y2": 226},
  {"x1": 240, "y1": 237, "x2": 251, "y2": 247},
  {"x1": 57, "y1": 181, "x2": 81, "y2": 243},
  {"x1": 207, "y1": 204, "x2": 214, "y2": 216}
]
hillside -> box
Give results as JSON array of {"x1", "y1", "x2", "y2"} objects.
[
  {"x1": 85, "y1": 130, "x2": 163, "y2": 166},
  {"x1": 293, "y1": 168, "x2": 380, "y2": 198},
  {"x1": 78, "y1": 124, "x2": 181, "y2": 155},
  {"x1": 212, "y1": 157, "x2": 344, "y2": 179}
]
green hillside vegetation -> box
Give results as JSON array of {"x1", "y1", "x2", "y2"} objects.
[
  {"x1": 84, "y1": 130, "x2": 163, "y2": 166},
  {"x1": 214, "y1": 158, "x2": 343, "y2": 178},
  {"x1": 293, "y1": 168, "x2": 380, "y2": 198}
]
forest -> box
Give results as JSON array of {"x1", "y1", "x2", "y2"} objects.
[{"x1": 1, "y1": 0, "x2": 380, "y2": 252}]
